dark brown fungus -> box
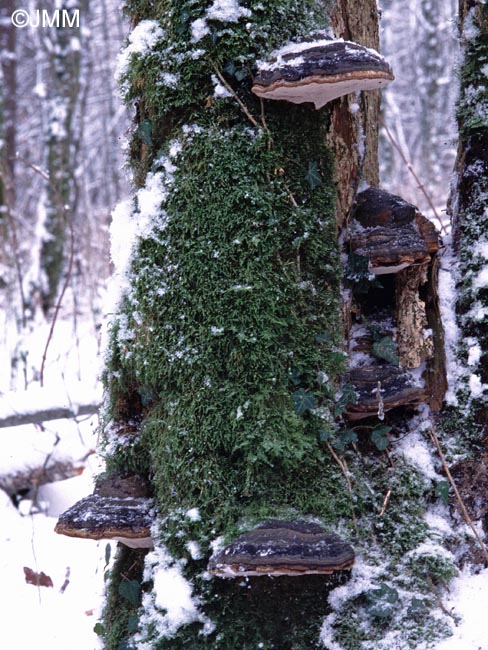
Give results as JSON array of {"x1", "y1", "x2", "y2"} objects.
[
  {"x1": 350, "y1": 188, "x2": 439, "y2": 275},
  {"x1": 208, "y1": 520, "x2": 355, "y2": 577},
  {"x1": 54, "y1": 494, "x2": 153, "y2": 549},
  {"x1": 252, "y1": 39, "x2": 394, "y2": 108}
]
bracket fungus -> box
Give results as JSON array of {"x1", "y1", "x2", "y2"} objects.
[
  {"x1": 54, "y1": 475, "x2": 153, "y2": 548},
  {"x1": 344, "y1": 187, "x2": 446, "y2": 417},
  {"x1": 349, "y1": 188, "x2": 439, "y2": 276},
  {"x1": 208, "y1": 520, "x2": 355, "y2": 577},
  {"x1": 252, "y1": 39, "x2": 394, "y2": 109},
  {"x1": 344, "y1": 365, "x2": 426, "y2": 420}
]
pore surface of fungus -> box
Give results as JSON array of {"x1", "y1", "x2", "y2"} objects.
[
  {"x1": 208, "y1": 519, "x2": 355, "y2": 577},
  {"x1": 54, "y1": 494, "x2": 153, "y2": 549},
  {"x1": 252, "y1": 39, "x2": 394, "y2": 108}
]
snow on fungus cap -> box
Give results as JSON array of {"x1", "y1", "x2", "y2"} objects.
[
  {"x1": 208, "y1": 519, "x2": 355, "y2": 577},
  {"x1": 252, "y1": 39, "x2": 394, "y2": 109},
  {"x1": 54, "y1": 494, "x2": 153, "y2": 549}
]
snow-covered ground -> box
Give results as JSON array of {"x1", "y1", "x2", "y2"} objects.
[{"x1": 0, "y1": 310, "x2": 111, "y2": 650}]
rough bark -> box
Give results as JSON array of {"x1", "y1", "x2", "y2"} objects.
[{"x1": 328, "y1": 0, "x2": 382, "y2": 227}]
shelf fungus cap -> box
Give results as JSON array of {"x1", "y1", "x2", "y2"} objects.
[
  {"x1": 208, "y1": 520, "x2": 355, "y2": 577},
  {"x1": 54, "y1": 495, "x2": 153, "y2": 549},
  {"x1": 252, "y1": 39, "x2": 394, "y2": 109},
  {"x1": 350, "y1": 187, "x2": 440, "y2": 275}
]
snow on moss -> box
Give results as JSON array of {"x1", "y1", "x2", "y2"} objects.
[
  {"x1": 136, "y1": 543, "x2": 215, "y2": 643},
  {"x1": 116, "y1": 20, "x2": 164, "y2": 83},
  {"x1": 191, "y1": 0, "x2": 252, "y2": 42}
]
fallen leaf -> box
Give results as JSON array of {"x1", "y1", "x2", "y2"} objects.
[{"x1": 23, "y1": 566, "x2": 53, "y2": 588}]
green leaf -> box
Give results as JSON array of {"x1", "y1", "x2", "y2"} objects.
[
  {"x1": 372, "y1": 336, "x2": 399, "y2": 366},
  {"x1": 128, "y1": 614, "x2": 139, "y2": 634},
  {"x1": 137, "y1": 119, "x2": 154, "y2": 147},
  {"x1": 315, "y1": 331, "x2": 332, "y2": 344},
  {"x1": 118, "y1": 579, "x2": 141, "y2": 607},
  {"x1": 344, "y1": 253, "x2": 379, "y2": 293},
  {"x1": 371, "y1": 425, "x2": 391, "y2": 451},
  {"x1": 334, "y1": 384, "x2": 358, "y2": 417},
  {"x1": 436, "y1": 480, "x2": 450, "y2": 506},
  {"x1": 366, "y1": 583, "x2": 399, "y2": 619},
  {"x1": 292, "y1": 388, "x2": 317, "y2": 415},
  {"x1": 306, "y1": 161, "x2": 322, "y2": 189},
  {"x1": 333, "y1": 429, "x2": 358, "y2": 453},
  {"x1": 104, "y1": 542, "x2": 111, "y2": 568},
  {"x1": 319, "y1": 429, "x2": 333, "y2": 443},
  {"x1": 93, "y1": 622, "x2": 105, "y2": 636},
  {"x1": 235, "y1": 68, "x2": 248, "y2": 82},
  {"x1": 407, "y1": 597, "x2": 427, "y2": 616}
]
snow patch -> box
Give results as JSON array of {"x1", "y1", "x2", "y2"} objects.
[
  {"x1": 191, "y1": 1, "x2": 251, "y2": 42},
  {"x1": 436, "y1": 565, "x2": 488, "y2": 649},
  {"x1": 116, "y1": 20, "x2": 164, "y2": 81},
  {"x1": 137, "y1": 544, "x2": 214, "y2": 642},
  {"x1": 186, "y1": 507, "x2": 201, "y2": 522}
]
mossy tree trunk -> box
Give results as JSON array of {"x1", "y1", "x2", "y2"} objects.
[
  {"x1": 443, "y1": 2, "x2": 488, "y2": 491},
  {"x1": 99, "y1": 2, "x2": 455, "y2": 649}
]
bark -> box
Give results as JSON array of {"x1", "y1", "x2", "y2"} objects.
[
  {"x1": 328, "y1": 0, "x2": 381, "y2": 227},
  {"x1": 0, "y1": 0, "x2": 17, "y2": 205},
  {"x1": 38, "y1": 1, "x2": 88, "y2": 314},
  {"x1": 0, "y1": 460, "x2": 85, "y2": 497},
  {"x1": 0, "y1": 403, "x2": 99, "y2": 429}
]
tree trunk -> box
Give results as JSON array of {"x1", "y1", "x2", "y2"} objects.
[
  {"x1": 94, "y1": 2, "x2": 462, "y2": 649},
  {"x1": 445, "y1": 1, "x2": 488, "y2": 524},
  {"x1": 38, "y1": 1, "x2": 88, "y2": 315}
]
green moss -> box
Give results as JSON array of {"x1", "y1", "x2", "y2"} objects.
[
  {"x1": 457, "y1": 6, "x2": 488, "y2": 137},
  {"x1": 101, "y1": 1, "x2": 458, "y2": 648},
  {"x1": 101, "y1": 546, "x2": 146, "y2": 650}
]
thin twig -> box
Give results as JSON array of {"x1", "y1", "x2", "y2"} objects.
[
  {"x1": 427, "y1": 576, "x2": 458, "y2": 622},
  {"x1": 380, "y1": 116, "x2": 447, "y2": 235},
  {"x1": 379, "y1": 488, "x2": 392, "y2": 516},
  {"x1": 428, "y1": 425, "x2": 488, "y2": 565},
  {"x1": 210, "y1": 62, "x2": 259, "y2": 127},
  {"x1": 327, "y1": 442, "x2": 357, "y2": 530}
]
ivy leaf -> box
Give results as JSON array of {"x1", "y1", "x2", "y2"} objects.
[
  {"x1": 104, "y1": 542, "x2": 111, "y2": 569},
  {"x1": 436, "y1": 480, "x2": 450, "y2": 506},
  {"x1": 366, "y1": 583, "x2": 399, "y2": 619},
  {"x1": 315, "y1": 331, "x2": 332, "y2": 345},
  {"x1": 137, "y1": 119, "x2": 154, "y2": 147},
  {"x1": 306, "y1": 161, "x2": 322, "y2": 189},
  {"x1": 292, "y1": 388, "x2": 317, "y2": 415},
  {"x1": 407, "y1": 597, "x2": 427, "y2": 616},
  {"x1": 118, "y1": 580, "x2": 141, "y2": 607},
  {"x1": 344, "y1": 253, "x2": 375, "y2": 293},
  {"x1": 93, "y1": 622, "x2": 105, "y2": 636},
  {"x1": 319, "y1": 429, "x2": 333, "y2": 443},
  {"x1": 333, "y1": 429, "x2": 358, "y2": 453},
  {"x1": 371, "y1": 425, "x2": 391, "y2": 451},
  {"x1": 372, "y1": 336, "x2": 399, "y2": 366},
  {"x1": 235, "y1": 67, "x2": 248, "y2": 82},
  {"x1": 127, "y1": 614, "x2": 139, "y2": 634},
  {"x1": 224, "y1": 61, "x2": 236, "y2": 76},
  {"x1": 334, "y1": 384, "x2": 358, "y2": 418}
]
